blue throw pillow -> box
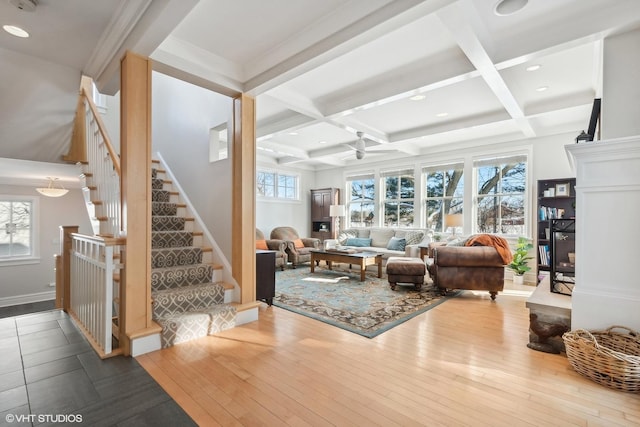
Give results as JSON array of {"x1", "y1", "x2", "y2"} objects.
[
  {"x1": 344, "y1": 237, "x2": 372, "y2": 247},
  {"x1": 386, "y1": 237, "x2": 406, "y2": 251}
]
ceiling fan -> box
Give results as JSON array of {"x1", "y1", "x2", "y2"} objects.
[{"x1": 346, "y1": 131, "x2": 397, "y2": 160}]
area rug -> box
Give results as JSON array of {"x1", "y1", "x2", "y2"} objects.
[{"x1": 273, "y1": 266, "x2": 458, "y2": 338}]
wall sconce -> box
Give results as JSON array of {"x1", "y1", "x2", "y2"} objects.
[
  {"x1": 36, "y1": 177, "x2": 69, "y2": 198},
  {"x1": 444, "y1": 213, "x2": 463, "y2": 236}
]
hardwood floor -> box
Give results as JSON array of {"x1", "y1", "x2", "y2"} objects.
[{"x1": 137, "y1": 289, "x2": 640, "y2": 427}]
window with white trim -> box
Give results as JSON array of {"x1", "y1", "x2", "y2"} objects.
[
  {"x1": 423, "y1": 162, "x2": 464, "y2": 232},
  {"x1": 256, "y1": 170, "x2": 299, "y2": 200},
  {"x1": 382, "y1": 169, "x2": 414, "y2": 227},
  {"x1": 475, "y1": 154, "x2": 527, "y2": 235},
  {"x1": 0, "y1": 196, "x2": 36, "y2": 260},
  {"x1": 346, "y1": 174, "x2": 375, "y2": 227}
]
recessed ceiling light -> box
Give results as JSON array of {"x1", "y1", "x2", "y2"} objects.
[
  {"x1": 3, "y1": 25, "x2": 29, "y2": 38},
  {"x1": 288, "y1": 132, "x2": 298, "y2": 135},
  {"x1": 319, "y1": 140, "x2": 327, "y2": 144},
  {"x1": 494, "y1": 0, "x2": 528, "y2": 16},
  {"x1": 536, "y1": 86, "x2": 548, "y2": 92},
  {"x1": 436, "y1": 112, "x2": 449, "y2": 118},
  {"x1": 409, "y1": 95, "x2": 426, "y2": 101},
  {"x1": 526, "y1": 64, "x2": 541, "y2": 72}
]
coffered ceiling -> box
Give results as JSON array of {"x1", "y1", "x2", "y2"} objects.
[{"x1": 2, "y1": 0, "x2": 640, "y2": 182}]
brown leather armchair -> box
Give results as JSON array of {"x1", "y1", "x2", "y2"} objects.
[
  {"x1": 256, "y1": 229, "x2": 287, "y2": 270},
  {"x1": 427, "y1": 242, "x2": 507, "y2": 300},
  {"x1": 270, "y1": 226, "x2": 320, "y2": 268}
]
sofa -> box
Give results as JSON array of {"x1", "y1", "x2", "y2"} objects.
[
  {"x1": 255, "y1": 229, "x2": 288, "y2": 270},
  {"x1": 336, "y1": 227, "x2": 430, "y2": 264},
  {"x1": 426, "y1": 234, "x2": 512, "y2": 300},
  {"x1": 270, "y1": 226, "x2": 321, "y2": 268}
]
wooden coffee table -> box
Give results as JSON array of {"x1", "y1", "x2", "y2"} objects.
[{"x1": 310, "y1": 249, "x2": 382, "y2": 281}]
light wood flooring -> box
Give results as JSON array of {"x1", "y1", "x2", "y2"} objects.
[{"x1": 137, "y1": 288, "x2": 640, "y2": 427}]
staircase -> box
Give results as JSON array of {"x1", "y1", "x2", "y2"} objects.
[{"x1": 150, "y1": 166, "x2": 236, "y2": 348}]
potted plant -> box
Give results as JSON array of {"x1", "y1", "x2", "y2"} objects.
[{"x1": 509, "y1": 237, "x2": 534, "y2": 285}]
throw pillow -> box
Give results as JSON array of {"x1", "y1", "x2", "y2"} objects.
[
  {"x1": 369, "y1": 228, "x2": 395, "y2": 247},
  {"x1": 344, "y1": 237, "x2": 372, "y2": 247},
  {"x1": 293, "y1": 238, "x2": 305, "y2": 248},
  {"x1": 338, "y1": 230, "x2": 358, "y2": 245},
  {"x1": 256, "y1": 239, "x2": 268, "y2": 250},
  {"x1": 386, "y1": 237, "x2": 406, "y2": 251},
  {"x1": 403, "y1": 231, "x2": 424, "y2": 246},
  {"x1": 446, "y1": 237, "x2": 467, "y2": 246}
]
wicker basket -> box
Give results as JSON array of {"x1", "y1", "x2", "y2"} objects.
[{"x1": 563, "y1": 326, "x2": 640, "y2": 392}]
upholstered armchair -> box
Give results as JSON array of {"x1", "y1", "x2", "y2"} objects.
[
  {"x1": 270, "y1": 226, "x2": 320, "y2": 268},
  {"x1": 256, "y1": 229, "x2": 288, "y2": 270}
]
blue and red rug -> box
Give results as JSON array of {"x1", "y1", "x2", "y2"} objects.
[{"x1": 273, "y1": 266, "x2": 458, "y2": 338}]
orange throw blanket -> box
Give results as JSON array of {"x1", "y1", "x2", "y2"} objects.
[{"x1": 465, "y1": 234, "x2": 513, "y2": 265}]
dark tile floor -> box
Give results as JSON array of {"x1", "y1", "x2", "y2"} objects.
[{"x1": 0, "y1": 309, "x2": 196, "y2": 427}]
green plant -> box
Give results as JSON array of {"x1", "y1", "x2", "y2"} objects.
[{"x1": 508, "y1": 237, "x2": 534, "y2": 276}]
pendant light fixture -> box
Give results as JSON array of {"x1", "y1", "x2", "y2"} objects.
[{"x1": 36, "y1": 177, "x2": 69, "y2": 197}]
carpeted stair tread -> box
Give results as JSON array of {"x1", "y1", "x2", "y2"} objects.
[
  {"x1": 155, "y1": 303, "x2": 236, "y2": 348},
  {"x1": 152, "y1": 247, "x2": 203, "y2": 268},
  {"x1": 153, "y1": 201, "x2": 177, "y2": 216},
  {"x1": 152, "y1": 282, "x2": 227, "y2": 318},
  {"x1": 152, "y1": 189, "x2": 171, "y2": 202},
  {"x1": 152, "y1": 216, "x2": 185, "y2": 231},
  {"x1": 152, "y1": 230, "x2": 193, "y2": 249},
  {"x1": 151, "y1": 264, "x2": 215, "y2": 290},
  {"x1": 152, "y1": 178, "x2": 164, "y2": 190}
]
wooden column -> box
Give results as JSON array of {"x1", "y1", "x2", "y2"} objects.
[
  {"x1": 120, "y1": 51, "x2": 154, "y2": 355},
  {"x1": 58, "y1": 225, "x2": 79, "y2": 312},
  {"x1": 232, "y1": 94, "x2": 256, "y2": 303}
]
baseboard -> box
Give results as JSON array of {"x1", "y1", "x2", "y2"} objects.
[
  {"x1": 236, "y1": 306, "x2": 259, "y2": 325},
  {"x1": 131, "y1": 333, "x2": 162, "y2": 357},
  {"x1": 0, "y1": 291, "x2": 55, "y2": 308}
]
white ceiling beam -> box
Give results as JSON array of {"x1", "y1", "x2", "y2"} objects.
[
  {"x1": 244, "y1": 0, "x2": 457, "y2": 96},
  {"x1": 437, "y1": 2, "x2": 536, "y2": 138},
  {"x1": 256, "y1": 110, "x2": 315, "y2": 138}
]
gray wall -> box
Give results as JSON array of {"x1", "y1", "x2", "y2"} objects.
[
  {"x1": 0, "y1": 185, "x2": 92, "y2": 305},
  {"x1": 151, "y1": 72, "x2": 234, "y2": 260}
]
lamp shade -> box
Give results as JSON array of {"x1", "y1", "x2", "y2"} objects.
[
  {"x1": 444, "y1": 213, "x2": 463, "y2": 228},
  {"x1": 36, "y1": 177, "x2": 69, "y2": 198},
  {"x1": 329, "y1": 204, "x2": 345, "y2": 217}
]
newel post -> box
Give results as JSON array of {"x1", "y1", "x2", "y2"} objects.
[{"x1": 58, "y1": 225, "x2": 79, "y2": 312}]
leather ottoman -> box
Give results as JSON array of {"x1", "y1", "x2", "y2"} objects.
[{"x1": 386, "y1": 256, "x2": 426, "y2": 290}]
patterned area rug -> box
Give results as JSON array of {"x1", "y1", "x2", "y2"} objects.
[{"x1": 273, "y1": 265, "x2": 458, "y2": 338}]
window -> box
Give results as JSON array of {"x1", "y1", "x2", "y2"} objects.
[
  {"x1": 0, "y1": 196, "x2": 36, "y2": 261},
  {"x1": 382, "y1": 169, "x2": 414, "y2": 227},
  {"x1": 346, "y1": 174, "x2": 375, "y2": 227},
  {"x1": 475, "y1": 155, "x2": 527, "y2": 235},
  {"x1": 423, "y1": 163, "x2": 464, "y2": 232},
  {"x1": 256, "y1": 171, "x2": 299, "y2": 200}
]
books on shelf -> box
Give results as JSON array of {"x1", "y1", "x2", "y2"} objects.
[
  {"x1": 538, "y1": 244, "x2": 550, "y2": 266},
  {"x1": 538, "y1": 206, "x2": 566, "y2": 221}
]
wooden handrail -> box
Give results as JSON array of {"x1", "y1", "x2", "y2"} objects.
[{"x1": 80, "y1": 86, "x2": 121, "y2": 177}]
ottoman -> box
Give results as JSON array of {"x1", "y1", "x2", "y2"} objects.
[{"x1": 386, "y1": 257, "x2": 426, "y2": 290}]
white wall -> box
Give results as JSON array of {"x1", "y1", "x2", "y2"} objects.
[
  {"x1": 0, "y1": 185, "x2": 92, "y2": 306},
  {"x1": 602, "y1": 28, "x2": 640, "y2": 139},
  {"x1": 151, "y1": 72, "x2": 234, "y2": 260},
  {"x1": 256, "y1": 162, "x2": 316, "y2": 238}
]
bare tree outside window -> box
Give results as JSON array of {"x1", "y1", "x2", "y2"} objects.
[
  {"x1": 0, "y1": 200, "x2": 32, "y2": 258},
  {"x1": 475, "y1": 157, "x2": 527, "y2": 235},
  {"x1": 424, "y1": 164, "x2": 464, "y2": 232},
  {"x1": 348, "y1": 176, "x2": 375, "y2": 227},
  {"x1": 382, "y1": 171, "x2": 414, "y2": 227}
]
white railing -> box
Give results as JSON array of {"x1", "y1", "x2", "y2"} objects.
[
  {"x1": 81, "y1": 87, "x2": 121, "y2": 237},
  {"x1": 69, "y1": 234, "x2": 124, "y2": 357}
]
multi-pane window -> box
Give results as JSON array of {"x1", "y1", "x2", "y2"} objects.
[
  {"x1": 257, "y1": 171, "x2": 299, "y2": 200},
  {"x1": 0, "y1": 198, "x2": 34, "y2": 259},
  {"x1": 475, "y1": 155, "x2": 527, "y2": 235},
  {"x1": 347, "y1": 174, "x2": 375, "y2": 227},
  {"x1": 382, "y1": 169, "x2": 414, "y2": 227},
  {"x1": 423, "y1": 163, "x2": 464, "y2": 232}
]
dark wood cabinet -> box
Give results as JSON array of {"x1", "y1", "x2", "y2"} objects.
[
  {"x1": 310, "y1": 188, "x2": 339, "y2": 241},
  {"x1": 256, "y1": 250, "x2": 276, "y2": 305},
  {"x1": 536, "y1": 178, "x2": 576, "y2": 289}
]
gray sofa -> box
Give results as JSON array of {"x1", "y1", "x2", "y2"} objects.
[{"x1": 334, "y1": 227, "x2": 431, "y2": 264}]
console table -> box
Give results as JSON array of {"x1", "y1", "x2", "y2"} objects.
[{"x1": 256, "y1": 250, "x2": 276, "y2": 305}]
